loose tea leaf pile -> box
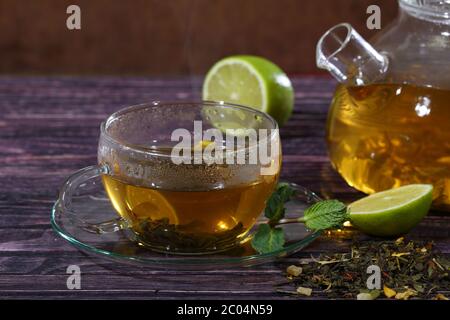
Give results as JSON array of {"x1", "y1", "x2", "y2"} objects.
[{"x1": 277, "y1": 238, "x2": 449, "y2": 300}]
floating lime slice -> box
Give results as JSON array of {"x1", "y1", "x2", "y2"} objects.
[
  {"x1": 202, "y1": 55, "x2": 294, "y2": 126},
  {"x1": 348, "y1": 184, "x2": 433, "y2": 237}
]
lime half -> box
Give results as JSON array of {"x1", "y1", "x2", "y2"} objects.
[
  {"x1": 348, "y1": 184, "x2": 433, "y2": 237},
  {"x1": 202, "y1": 55, "x2": 294, "y2": 126}
]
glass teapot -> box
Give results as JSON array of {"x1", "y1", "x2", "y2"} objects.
[{"x1": 316, "y1": 0, "x2": 450, "y2": 210}]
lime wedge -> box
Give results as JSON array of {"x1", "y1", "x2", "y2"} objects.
[
  {"x1": 126, "y1": 186, "x2": 179, "y2": 225},
  {"x1": 348, "y1": 184, "x2": 433, "y2": 237},
  {"x1": 202, "y1": 55, "x2": 294, "y2": 126}
]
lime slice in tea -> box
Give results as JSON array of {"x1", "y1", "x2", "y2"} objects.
[
  {"x1": 126, "y1": 186, "x2": 179, "y2": 225},
  {"x1": 202, "y1": 55, "x2": 294, "y2": 126},
  {"x1": 348, "y1": 184, "x2": 433, "y2": 237}
]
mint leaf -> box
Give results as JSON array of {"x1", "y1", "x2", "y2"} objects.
[
  {"x1": 251, "y1": 224, "x2": 285, "y2": 254},
  {"x1": 265, "y1": 183, "x2": 297, "y2": 223},
  {"x1": 301, "y1": 199, "x2": 348, "y2": 231}
]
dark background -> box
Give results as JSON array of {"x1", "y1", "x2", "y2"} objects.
[{"x1": 0, "y1": 0, "x2": 398, "y2": 75}]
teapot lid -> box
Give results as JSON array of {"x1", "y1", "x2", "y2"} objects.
[{"x1": 400, "y1": 0, "x2": 450, "y2": 22}]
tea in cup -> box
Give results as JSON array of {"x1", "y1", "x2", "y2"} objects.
[{"x1": 58, "y1": 101, "x2": 280, "y2": 254}]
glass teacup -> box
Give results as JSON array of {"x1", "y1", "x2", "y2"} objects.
[{"x1": 58, "y1": 101, "x2": 280, "y2": 254}]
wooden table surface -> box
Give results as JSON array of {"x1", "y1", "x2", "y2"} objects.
[{"x1": 0, "y1": 76, "x2": 448, "y2": 299}]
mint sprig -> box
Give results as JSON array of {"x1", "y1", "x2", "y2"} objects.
[{"x1": 251, "y1": 183, "x2": 348, "y2": 254}]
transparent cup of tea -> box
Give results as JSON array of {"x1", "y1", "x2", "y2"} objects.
[{"x1": 57, "y1": 101, "x2": 281, "y2": 254}]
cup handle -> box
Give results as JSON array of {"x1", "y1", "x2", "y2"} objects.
[{"x1": 57, "y1": 164, "x2": 128, "y2": 234}]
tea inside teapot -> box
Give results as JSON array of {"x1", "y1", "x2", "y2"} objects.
[
  {"x1": 316, "y1": 1, "x2": 450, "y2": 210},
  {"x1": 327, "y1": 82, "x2": 450, "y2": 210}
]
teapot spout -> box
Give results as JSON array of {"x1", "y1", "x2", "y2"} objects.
[{"x1": 316, "y1": 23, "x2": 388, "y2": 86}]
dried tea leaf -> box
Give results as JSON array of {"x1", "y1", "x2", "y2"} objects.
[
  {"x1": 415, "y1": 263, "x2": 424, "y2": 271},
  {"x1": 432, "y1": 294, "x2": 449, "y2": 300},
  {"x1": 298, "y1": 258, "x2": 315, "y2": 265},
  {"x1": 413, "y1": 283, "x2": 425, "y2": 293},
  {"x1": 311, "y1": 256, "x2": 349, "y2": 265},
  {"x1": 432, "y1": 258, "x2": 445, "y2": 271},
  {"x1": 428, "y1": 263, "x2": 435, "y2": 277},
  {"x1": 395, "y1": 237, "x2": 405, "y2": 245},
  {"x1": 357, "y1": 290, "x2": 380, "y2": 300},
  {"x1": 395, "y1": 288, "x2": 417, "y2": 300},
  {"x1": 383, "y1": 285, "x2": 397, "y2": 298},
  {"x1": 392, "y1": 252, "x2": 411, "y2": 257},
  {"x1": 412, "y1": 274, "x2": 422, "y2": 281}
]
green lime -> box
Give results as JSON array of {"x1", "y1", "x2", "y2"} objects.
[
  {"x1": 202, "y1": 55, "x2": 294, "y2": 126},
  {"x1": 348, "y1": 184, "x2": 433, "y2": 237}
]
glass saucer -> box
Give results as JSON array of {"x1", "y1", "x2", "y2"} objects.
[{"x1": 51, "y1": 180, "x2": 322, "y2": 270}]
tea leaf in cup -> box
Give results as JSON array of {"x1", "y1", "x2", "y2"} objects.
[{"x1": 138, "y1": 218, "x2": 244, "y2": 252}]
